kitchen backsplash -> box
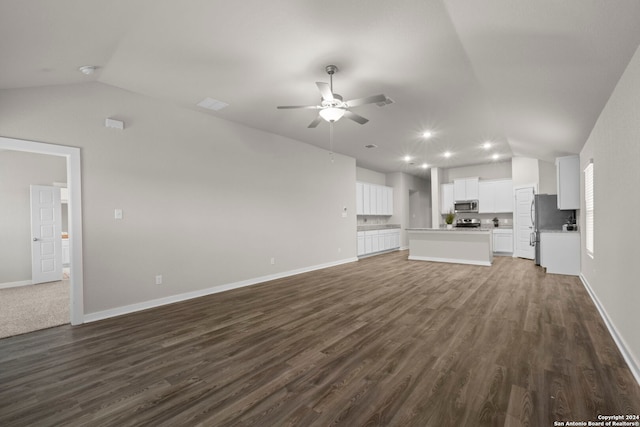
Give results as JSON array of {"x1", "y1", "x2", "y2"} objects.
[
  {"x1": 443, "y1": 212, "x2": 514, "y2": 227},
  {"x1": 357, "y1": 216, "x2": 392, "y2": 226}
]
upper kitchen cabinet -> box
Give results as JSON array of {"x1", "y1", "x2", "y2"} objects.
[
  {"x1": 479, "y1": 179, "x2": 513, "y2": 213},
  {"x1": 556, "y1": 155, "x2": 579, "y2": 210},
  {"x1": 440, "y1": 183, "x2": 454, "y2": 214},
  {"x1": 454, "y1": 177, "x2": 479, "y2": 201},
  {"x1": 356, "y1": 182, "x2": 364, "y2": 214},
  {"x1": 356, "y1": 182, "x2": 393, "y2": 216}
]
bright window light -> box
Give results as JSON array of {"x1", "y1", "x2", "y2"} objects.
[{"x1": 585, "y1": 161, "x2": 594, "y2": 256}]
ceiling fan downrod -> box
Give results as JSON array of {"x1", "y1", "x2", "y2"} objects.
[{"x1": 326, "y1": 64, "x2": 338, "y2": 93}]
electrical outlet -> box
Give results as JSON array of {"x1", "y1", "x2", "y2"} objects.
[
  {"x1": 270, "y1": 257, "x2": 275, "y2": 265},
  {"x1": 155, "y1": 275, "x2": 162, "y2": 285}
]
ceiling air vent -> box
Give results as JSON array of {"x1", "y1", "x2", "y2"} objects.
[{"x1": 197, "y1": 97, "x2": 229, "y2": 111}]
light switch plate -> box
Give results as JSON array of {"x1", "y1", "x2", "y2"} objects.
[{"x1": 114, "y1": 209, "x2": 123, "y2": 220}]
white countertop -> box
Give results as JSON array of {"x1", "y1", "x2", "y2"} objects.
[{"x1": 407, "y1": 227, "x2": 490, "y2": 231}]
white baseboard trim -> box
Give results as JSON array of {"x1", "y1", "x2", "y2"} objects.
[
  {"x1": 0, "y1": 280, "x2": 32, "y2": 290},
  {"x1": 84, "y1": 257, "x2": 358, "y2": 324},
  {"x1": 407, "y1": 255, "x2": 491, "y2": 267},
  {"x1": 579, "y1": 273, "x2": 640, "y2": 386},
  {"x1": 357, "y1": 247, "x2": 401, "y2": 259}
]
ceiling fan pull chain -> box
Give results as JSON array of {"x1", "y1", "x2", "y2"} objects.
[{"x1": 329, "y1": 121, "x2": 334, "y2": 163}]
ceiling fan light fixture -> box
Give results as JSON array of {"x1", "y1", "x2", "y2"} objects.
[{"x1": 319, "y1": 107, "x2": 345, "y2": 122}]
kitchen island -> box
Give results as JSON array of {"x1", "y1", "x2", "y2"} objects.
[{"x1": 406, "y1": 228, "x2": 493, "y2": 266}]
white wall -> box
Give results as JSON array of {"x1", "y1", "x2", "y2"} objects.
[
  {"x1": 386, "y1": 172, "x2": 430, "y2": 247},
  {"x1": 442, "y1": 160, "x2": 512, "y2": 183},
  {"x1": 0, "y1": 82, "x2": 357, "y2": 316},
  {"x1": 356, "y1": 166, "x2": 386, "y2": 185},
  {"x1": 580, "y1": 45, "x2": 640, "y2": 378},
  {"x1": 512, "y1": 157, "x2": 539, "y2": 189},
  {"x1": 538, "y1": 160, "x2": 557, "y2": 194},
  {"x1": 0, "y1": 151, "x2": 66, "y2": 283}
]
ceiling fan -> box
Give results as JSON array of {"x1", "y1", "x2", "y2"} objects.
[{"x1": 277, "y1": 65, "x2": 392, "y2": 128}]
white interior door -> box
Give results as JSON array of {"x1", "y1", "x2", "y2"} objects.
[
  {"x1": 514, "y1": 186, "x2": 535, "y2": 259},
  {"x1": 30, "y1": 185, "x2": 63, "y2": 284}
]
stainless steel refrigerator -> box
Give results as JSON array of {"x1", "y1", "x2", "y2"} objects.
[{"x1": 531, "y1": 194, "x2": 574, "y2": 265}]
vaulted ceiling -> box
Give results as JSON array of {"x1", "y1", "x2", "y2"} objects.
[{"x1": 2, "y1": 0, "x2": 640, "y2": 175}]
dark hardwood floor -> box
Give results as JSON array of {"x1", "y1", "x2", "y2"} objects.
[{"x1": 1, "y1": 251, "x2": 638, "y2": 426}]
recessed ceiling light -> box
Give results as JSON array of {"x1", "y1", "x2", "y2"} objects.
[
  {"x1": 423, "y1": 130, "x2": 433, "y2": 139},
  {"x1": 403, "y1": 155, "x2": 412, "y2": 162},
  {"x1": 78, "y1": 65, "x2": 98, "y2": 75},
  {"x1": 443, "y1": 151, "x2": 452, "y2": 158},
  {"x1": 483, "y1": 142, "x2": 492, "y2": 150},
  {"x1": 421, "y1": 163, "x2": 429, "y2": 169},
  {"x1": 492, "y1": 153, "x2": 500, "y2": 160},
  {"x1": 364, "y1": 144, "x2": 378, "y2": 149}
]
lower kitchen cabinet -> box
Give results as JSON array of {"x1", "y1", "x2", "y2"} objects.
[
  {"x1": 357, "y1": 229, "x2": 400, "y2": 257},
  {"x1": 492, "y1": 228, "x2": 513, "y2": 253},
  {"x1": 540, "y1": 231, "x2": 580, "y2": 275}
]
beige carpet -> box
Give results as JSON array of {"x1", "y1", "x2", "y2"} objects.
[{"x1": 0, "y1": 280, "x2": 69, "y2": 339}]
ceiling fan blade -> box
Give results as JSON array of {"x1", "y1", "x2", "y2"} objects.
[
  {"x1": 316, "y1": 82, "x2": 334, "y2": 101},
  {"x1": 307, "y1": 116, "x2": 322, "y2": 128},
  {"x1": 344, "y1": 110, "x2": 369, "y2": 125},
  {"x1": 344, "y1": 94, "x2": 387, "y2": 108},
  {"x1": 277, "y1": 105, "x2": 320, "y2": 109}
]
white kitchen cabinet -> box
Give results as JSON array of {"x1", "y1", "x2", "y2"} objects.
[
  {"x1": 479, "y1": 179, "x2": 513, "y2": 213},
  {"x1": 494, "y1": 180, "x2": 514, "y2": 213},
  {"x1": 384, "y1": 186, "x2": 393, "y2": 215},
  {"x1": 370, "y1": 185, "x2": 379, "y2": 215},
  {"x1": 376, "y1": 185, "x2": 384, "y2": 215},
  {"x1": 364, "y1": 230, "x2": 374, "y2": 253},
  {"x1": 363, "y1": 184, "x2": 371, "y2": 215},
  {"x1": 359, "y1": 228, "x2": 400, "y2": 257},
  {"x1": 356, "y1": 183, "x2": 364, "y2": 215},
  {"x1": 356, "y1": 182, "x2": 394, "y2": 216},
  {"x1": 556, "y1": 155, "x2": 580, "y2": 210},
  {"x1": 478, "y1": 181, "x2": 494, "y2": 213},
  {"x1": 440, "y1": 183, "x2": 454, "y2": 214},
  {"x1": 454, "y1": 177, "x2": 479, "y2": 201},
  {"x1": 357, "y1": 231, "x2": 365, "y2": 256},
  {"x1": 391, "y1": 230, "x2": 400, "y2": 249},
  {"x1": 492, "y1": 229, "x2": 513, "y2": 253},
  {"x1": 540, "y1": 232, "x2": 580, "y2": 275}
]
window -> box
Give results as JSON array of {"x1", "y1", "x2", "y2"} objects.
[{"x1": 584, "y1": 161, "x2": 594, "y2": 257}]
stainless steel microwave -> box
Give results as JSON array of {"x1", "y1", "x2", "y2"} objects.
[{"x1": 454, "y1": 200, "x2": 479, "y2": 213}]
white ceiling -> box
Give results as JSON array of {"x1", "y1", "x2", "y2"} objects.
[{"x1": 2, "y1": 0, "x2": 640, "y2": 176}]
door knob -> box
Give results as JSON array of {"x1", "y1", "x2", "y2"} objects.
[{"x1": 33, "y1": 237, "x2": 39, "y2": 241}]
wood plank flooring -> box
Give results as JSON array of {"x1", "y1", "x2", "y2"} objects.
[{"x1": 1, "y1": 251, "x2": 638, "y2": 426}]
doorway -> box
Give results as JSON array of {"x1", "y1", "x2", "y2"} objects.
[
  {"x1": 409, "y1": 189, "x2": 429, "y2": 229},
  {"x1": 0, "y1": 136, "x2": 84, "y2": 326},
  {"x1": 514, "y1": 185, "x2": 536, "y2": 259}
]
